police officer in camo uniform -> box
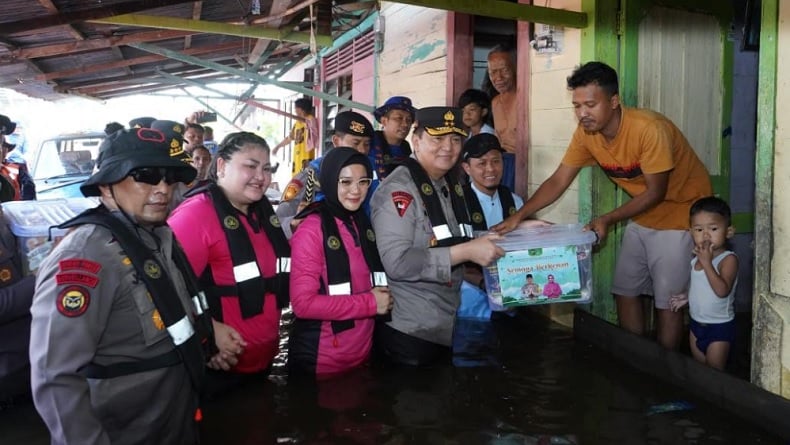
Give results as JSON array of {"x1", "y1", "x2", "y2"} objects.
[
  {"x1": 29, "y1": 128, "x2": 214, "y2": 445},
  {"x1": 370, "y1": 107, "x2": 504, "y2": 366}
]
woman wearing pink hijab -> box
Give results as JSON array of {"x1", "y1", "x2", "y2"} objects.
[{"x1": 542, "y1": 274, "x2": 563, "y2": 298}]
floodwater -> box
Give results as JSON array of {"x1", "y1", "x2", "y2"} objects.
[{"x1": 1, "y1": 310, "x2": 783, "y2": 444}]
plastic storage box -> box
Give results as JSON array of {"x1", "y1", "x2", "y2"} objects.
[
  {"x1": 480, "y1": 224, "x2": 596, "y2": 309},
  {"x1": 1, "y1": 198, "x2": 97, "y2": 274}
]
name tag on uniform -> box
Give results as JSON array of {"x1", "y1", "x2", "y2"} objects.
[{"x1": 233, "y1": 261, "x2": 260, "y2": 282}]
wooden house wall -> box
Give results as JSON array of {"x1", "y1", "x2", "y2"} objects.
[
  {"x1": 378, "y1": 2, "x2": 448, "y2": 108},
  {"x1": 528, "y1": 0, "x2": 583, "y2": 224}
]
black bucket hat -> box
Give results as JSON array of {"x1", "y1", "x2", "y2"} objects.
[
  {"x1": 81, "y1": 128, "x2": 197, "y2": 197},
  {"x1": 128, "y1": 116, "x2": 156, "y2": 129}
]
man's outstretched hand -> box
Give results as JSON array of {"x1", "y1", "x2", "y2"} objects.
[{"x1": 490, "y1": 214, "x2": 522, "y2": 235}]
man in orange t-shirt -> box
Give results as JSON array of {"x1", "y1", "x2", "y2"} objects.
[{"x1": 493, "y1": 61, "x2": 711, "y2": 351}]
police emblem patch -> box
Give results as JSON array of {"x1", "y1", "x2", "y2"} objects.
[
  {"x1": 391, "y1": 191, "x2": 413, "y2": 217},
  {"x1": 224, "y1": 216, "x2": 240, "y2": 230},
  {"x1": 327, "y1": 236, "x2": 341, "y2": 250},
  {"x1": 143, "y1": 260, "x2": 161, "y2": 279},
  {"x1": 56, "y1": 286, "x2": 90, "y2": 317},
  {"x1": 472, "y1": 212, "x2": 484, "y2": 224},
  {"x1": 455, "y1": 183, "x2": 463, "y2": 197},
  {"x1": 443, "y1": 110, "x2": 455, "y2": 125},
  {"x1": 349, "y1": 120, "x2": 365, "y2": 134},
  {"x1": 366, "y1": 229, "x2": 376, "y2": 242},
  {"x1": 421, "y1": 183, "x2": 433, "y2": 195},
  {"x1": 0, "y1": 267, "x2": 11, "y2": 282},
  {"x1": 281, "y1": 180, "x2": 303, "y2": 202},
  {"x1": 270, "y1": 214, "x2": 281, "y2": 228}
]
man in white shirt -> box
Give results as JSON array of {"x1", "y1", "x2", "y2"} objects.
[{"x1": 458, "y1": 133, "x2": 523, "y2": 320}]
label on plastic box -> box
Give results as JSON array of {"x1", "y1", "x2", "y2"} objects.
[{"x1": 486, "y1": 245, "x2": 586, "y2": 307}]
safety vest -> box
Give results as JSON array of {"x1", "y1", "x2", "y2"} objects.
[
  {"x1": 403, "y1": 158, "x2": 473, "y2": 247},
  {"x1": 59, "y1": 206, "x2": 213, "y2": 391},
  {"x1": 190, "y1": 183, "x2": 291, "y2": 321},
  {"x1": 462, "y1": 184, "x2": 517, "y2": 231}
]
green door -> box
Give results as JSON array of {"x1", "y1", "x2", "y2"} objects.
[
  {"x1": 580, "y1": 0, "x2": 736, "y2": 322},
  {"x1": 620, "y1": 0, "x2": 734, "y2": 199}
]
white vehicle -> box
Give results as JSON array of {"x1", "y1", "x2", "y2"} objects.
[{"x1": 30, "y1": 131, "x2": 104, "y2": 199}]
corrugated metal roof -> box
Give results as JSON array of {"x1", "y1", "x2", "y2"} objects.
[{"x1": 0, "y1": 0, "x2": 376, "y2": 101}]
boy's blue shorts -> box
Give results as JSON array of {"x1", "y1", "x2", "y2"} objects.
[{"x1": 690, "y1": 318, "x2": 736, "y2": 353}]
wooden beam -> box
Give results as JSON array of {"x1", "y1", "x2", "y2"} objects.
[
  {"x1": 445, "y1": 12, "x2": 473, "y2": 107},
  {"x1": 1, "y1": 0, "x2": 196, "y2": 36},
  {"x1": 753, "y1": 0, "x2": 778, "y2": 309},
  {"x1": 90, "y1": 14, "x2": 334, "y2": 47},
  {"x1": 110, "y1": 46, "x2": 133, "y2": 76},
  {"x1": 514, "y1": 0, "x2": 531, "y2": 201},
  {"x1": 59, "y1": 65, "x2": 221, "y2": 90},
  {"x1": 9, "y1": 29, "x2": 194, "y2": 60},
  {"x1": 388, "y1": 0, "x2": 587, "y2": 28},
  {"x1": 249, "y1": 0, "x2": 323, "y2": 25},
  {"x1": 249, "y1": 0, "x2": 293, "y2": 65},
  {"x1": 36, "y1": 0, "x2": 86, "y2": 41},
  {"x1": 35, "y1": 41, "x2": 243, "y2": 81},
  {"x1": 130, "y1": 42, "x2": 374, "y2": 111},
  {"x1": 61, "y1": 66, "x2": 218, "y2": 93},
  {"x1": 96, "y1": 82, "x2": 207, "y2": 99},
  {"x1": 184, "y1": 1, "x2": 203, "y2": 49}
]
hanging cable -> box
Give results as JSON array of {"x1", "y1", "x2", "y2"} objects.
[{"x1": 309, "y1": 3, "x2": 317, "y2": 56}]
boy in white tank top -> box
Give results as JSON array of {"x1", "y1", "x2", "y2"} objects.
[{"x1": 669, "y1": 197, "x2": 738, "y2": 370}]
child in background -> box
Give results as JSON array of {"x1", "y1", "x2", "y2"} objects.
[
  {"x1": 669, "y1": 197, "x2": 738, "y2": 370},
  {"x1": 457, "y1": 89, "x2": 496, "y2": 140}
]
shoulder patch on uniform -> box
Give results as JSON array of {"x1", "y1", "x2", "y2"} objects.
[
  {"x1": 0, "y1": 266, "x2": 16, "y2": 283},
  {"x1": 281, "y1": 179, "x2": 304, "y2": 202},
  {"x1": 58, "y1": 258, "x2": 102, "y2": 274},
  {"x1": 56, "y1": 272, "x2": 99, "y2": 288},
  {"x1": 56, "y1": 286, "x2": 90, "y2": 317},
  {"x1": 392, "y1": 191, "x2": 413, "y2": 217}
]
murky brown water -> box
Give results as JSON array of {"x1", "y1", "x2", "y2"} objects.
[{"x1": 1, "y1": 310, "x2": 783, "y2": 444}]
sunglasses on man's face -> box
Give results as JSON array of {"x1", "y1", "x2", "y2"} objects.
[{"x1": 128, "y1": 167, "x2": 180, "y2": 185}]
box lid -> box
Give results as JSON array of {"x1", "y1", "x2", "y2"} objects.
[
  {"x1": 481, "y1": 223, "x2": 597, "y2": 250},
  {"x1": 2, "y1": 198, "x2": 97, "y2": 237}
]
